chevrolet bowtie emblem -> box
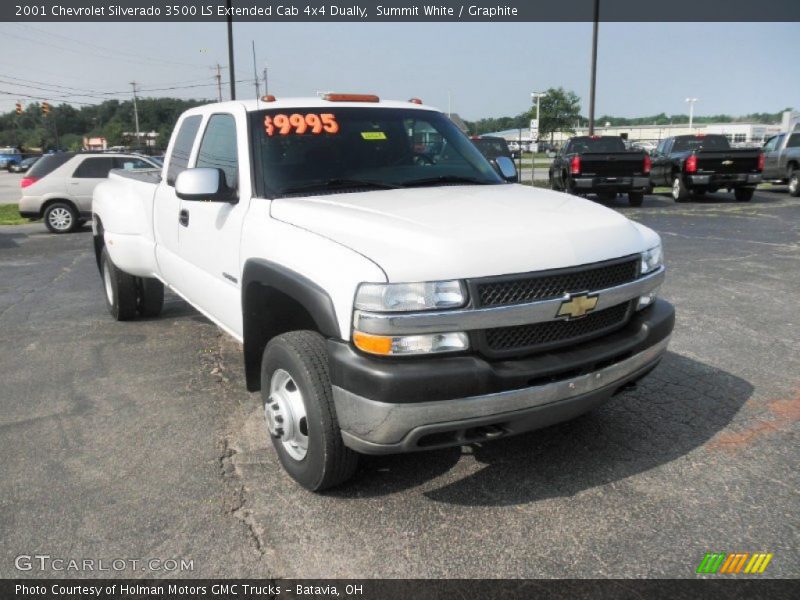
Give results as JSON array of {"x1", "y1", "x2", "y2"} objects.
[
  {"x1": 721, "y1": 160, "x2": 733, "y2": 165},
  {"x1": 557, "y1": 293, "x2": 599, "y2": 319}
]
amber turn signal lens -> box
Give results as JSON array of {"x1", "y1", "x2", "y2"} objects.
[{"x1": 352, "y1": 331, "x2": 393, "y2": 355}]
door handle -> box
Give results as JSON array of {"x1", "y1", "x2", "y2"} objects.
[{"x1": 179, "y1": 209, "x2": 189, "y2": 227}]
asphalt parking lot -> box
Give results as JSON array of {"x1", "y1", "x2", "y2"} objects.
[{"x1": 0, "y1": 188, "x2": 798, "y2": 579}]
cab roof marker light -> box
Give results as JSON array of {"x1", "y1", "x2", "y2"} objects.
[
  {"x1": 323, "y1": 93, "x2": 380, "y2": 103},
  {"x1": 261, "y1": 94, "x2": 276, "y2": 102},
  {"x1": 408, "y1": 98, "x2": 423, "y2": 104}
]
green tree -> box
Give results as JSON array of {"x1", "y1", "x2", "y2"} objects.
[{"x1": 536, "y1": 87, "x2": 581, "y2": 140}]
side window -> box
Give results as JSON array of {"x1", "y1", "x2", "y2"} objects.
[
  {"x1": 787, "y1": 133, "x2": 800, "y2": 149},
  {"x1": 195, "y1": 114, "x2": 238, "y2": 191},
  {"x1": 114, "y1": 157, "x2": 153, "y2": 170},
  {"x1": 72, "y1": 157, "x2": 115, "y2": 178},
  {"x1": 167, "y1": 115, "x2": 202, "y2": 186},
  {"x1": 655, "y1": 140, "x2": 666, "y2": 155}
]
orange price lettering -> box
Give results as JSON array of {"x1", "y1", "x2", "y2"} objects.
[{"x1": 263, "y1": 113, "x2": 340, "y2": 136}]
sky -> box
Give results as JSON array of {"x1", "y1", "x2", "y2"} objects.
[{"x1": 1, "y1": 21, "x2": 798, "y2": 120}]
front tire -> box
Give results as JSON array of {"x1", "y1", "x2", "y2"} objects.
[
  {"x1": 44, "y1": 202, "x2": 78, "y2": 234},
  {"x1": 261, "y1": 331, "x2": 358, "y2": 491},
  {"x1": 100, "y1": 247, "x2": 137, "y2": 321},
  {"x1": 672, "y1": 175, "x2": 690, "y2": 202},
  {"x1": 735, "y1": 187, "x2": 755, "y2": 202},
  {"x1": 628, "y1": 192, "x2": 644, "y2": 207}
]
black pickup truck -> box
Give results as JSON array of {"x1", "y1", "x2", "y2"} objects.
[
  {"x1": 549, "y1": 136, "x2": 651, "y2": 206},
  {"x1": 649, "y1": 134, "x2": 764, "y2": 202}
]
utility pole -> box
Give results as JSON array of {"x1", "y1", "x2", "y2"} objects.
[
  {"x1": 686, "y1": 97, "x2": 698, "y2": 131},
  {"x1": 130, "y1": 81, "x2": 140, "y2": 150},
  {"x1": 588, "y1": 0, "x2": 599, "y2": 135},
  {"x1": 226, "y1": 0, "x2": 236, "y2": 100},
  {"x1": 251, "y1": 41, "x2": 260, "y2": 99},
  {"x1": 263, "y1": 65, "x2": 268, "y2": 96},
  {"x1": 215, "y1": 64, "x2": 223, "y2": 102}
]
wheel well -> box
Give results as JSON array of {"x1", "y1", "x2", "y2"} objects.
[
  {"x1": 242, "y1": 283, "x2": 323, "y2": 392},
  {"x1": 40, "y1": 197, "x2": 78, "y2": 219},
  {"x1": 788, "y1": 160, "x2": 799, "y2": 173}
]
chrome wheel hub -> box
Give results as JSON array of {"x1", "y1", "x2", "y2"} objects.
[
  {"x1": 790, "y1": 176, "x2": 798, "y2": 194},
  {"x1": 48, "y1": 207, "x2": 72, "y2": 230},
  {"x1": 265, "y1": 369, "x2": 308, "y2": 461},
  {"x1": 672, "y1": 178, "x2": 680, "y2": 200}
]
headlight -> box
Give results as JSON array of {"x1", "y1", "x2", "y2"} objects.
[
  {"x1": 352, "y1": 331, "x2": 469, "y2": 356},
  {"x1": 640, "y1": 244, "x2": 663, "y2": 275},
  {"x1": 355, "y1": 280, "x2": 467, "y2": 312},
  {"x1": 638, "y1": 244, "x2": 663, "y2": 310}
]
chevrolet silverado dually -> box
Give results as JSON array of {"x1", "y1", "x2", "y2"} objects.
[{"x1": 92, "y1": 94, "x2": 674, "y2": 490}]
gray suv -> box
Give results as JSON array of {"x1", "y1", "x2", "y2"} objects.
[{"x1": 18, "y1": 152, "x2": 159, "y2": 233}]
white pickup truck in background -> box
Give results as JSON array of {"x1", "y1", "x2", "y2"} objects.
[{"x1": 92, "y1": 94, "x2": 674, "y2": 490}]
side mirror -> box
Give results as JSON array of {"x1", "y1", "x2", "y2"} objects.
[
  {"x1": 495, "y1": 156, "x2": 518, "y2": 183},
  {"x1": 175, "y1": 168, "x2": 236, "y2": 202}
]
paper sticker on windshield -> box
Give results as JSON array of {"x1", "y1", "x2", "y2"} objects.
[
  {"x1": 264, "y1": 113, "x2": 339, "y2": 136},
  {"x1": 361, "y1": 131, "x2": 387, "y2": 141}
]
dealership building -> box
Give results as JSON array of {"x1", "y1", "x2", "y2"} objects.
[{"x1": 487, "y1": 110, "x2": 798, "y2": 148}]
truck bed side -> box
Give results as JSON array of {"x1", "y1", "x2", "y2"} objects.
[{"x1": 92, "y1": 168, "x2": 162, "y2": 279}]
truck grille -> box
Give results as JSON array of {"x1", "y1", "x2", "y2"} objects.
[
  {"x1": 468, "y1": 256, "x2": 640, "y2": 358},
  {"x1": 482, "y1": 302, "x2": 632, "y2": 357},
  {"x1": 475, "y1": 257, "x2": 639, "y2": 307}
]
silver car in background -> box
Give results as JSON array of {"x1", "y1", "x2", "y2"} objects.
[{"x1": 18, "y1": 152, "x2": 160, "y2": 233}]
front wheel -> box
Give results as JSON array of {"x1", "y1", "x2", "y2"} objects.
[
  {"x1": 734, "y1": 187, "x2": 755, "y2": 202},
  {"x1": 672, "y1": 175, "x2": 690, "y2": 202},
  {"x1": 261, "y1": 331, "x2": 358, "y2": 491},
  {"x1": 44, "y1": 202, "x2": 78, "y2": 234},
  {"x1": 789, "y1": 169, "x2": 800, "y2": 197}
]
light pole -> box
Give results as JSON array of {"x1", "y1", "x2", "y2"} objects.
[
  {"x1": 588, "y1": 0, "x2": 600, "y2": 135},
  {"x1": 531, "y1": 91, "x2": 546, "y2": 153},
  {"x1": 226, "y1": 0, "x2": 235, "y2": 100},
  {"x1": 686, "y1": 97, "x2": 698, "y2": 131}
]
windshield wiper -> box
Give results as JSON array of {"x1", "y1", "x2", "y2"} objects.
[
  {"x1": 279, "y1": 178, "x2": 402, "y2": 195},
  {"x1": 400, "y1": 175, "x2": 491, "y2": 187}
]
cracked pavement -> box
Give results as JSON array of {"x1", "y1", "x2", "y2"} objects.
[{"x1": 0, "y1": 188, "x2": 798, "y2": 579}]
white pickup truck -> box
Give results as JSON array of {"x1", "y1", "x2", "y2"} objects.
[{"x1": 93, "y1": 94, "x2": 674, "y2": 490}]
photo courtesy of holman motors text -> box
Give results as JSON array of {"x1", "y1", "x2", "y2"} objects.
[{"x1": 0, "y1": 0, "x2": 798, "y2": 598}]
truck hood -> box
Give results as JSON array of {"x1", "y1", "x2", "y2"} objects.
[{"x1": 270, "y1": 184, "x2": 653, "y2": 282}]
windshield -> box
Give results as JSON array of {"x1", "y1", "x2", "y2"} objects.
[
  {"x1": 250, "y1": 107, "x2": 502, "y2": 197},
  {"x1": 672, "y1": 135, "x2": 730, "y2": 152},
  {"x1": 569, "y1": 137, "x2": 627, "y2": 153}
]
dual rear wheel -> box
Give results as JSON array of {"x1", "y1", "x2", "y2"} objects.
[{"x1": 100, "y1": 247, "x2": 164, "y2": 321}]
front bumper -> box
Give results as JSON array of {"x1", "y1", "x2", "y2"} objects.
[
  {"x1": 330, "y1": 299, "x2": 674, "y2": 454},
  {"x1": 573, "y1": 176, "x2": 650, "y2": 191}
]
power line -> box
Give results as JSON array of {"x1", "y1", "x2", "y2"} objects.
[{"x1": 12, "y1": 23, "x2": 210, "y2": 71}]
